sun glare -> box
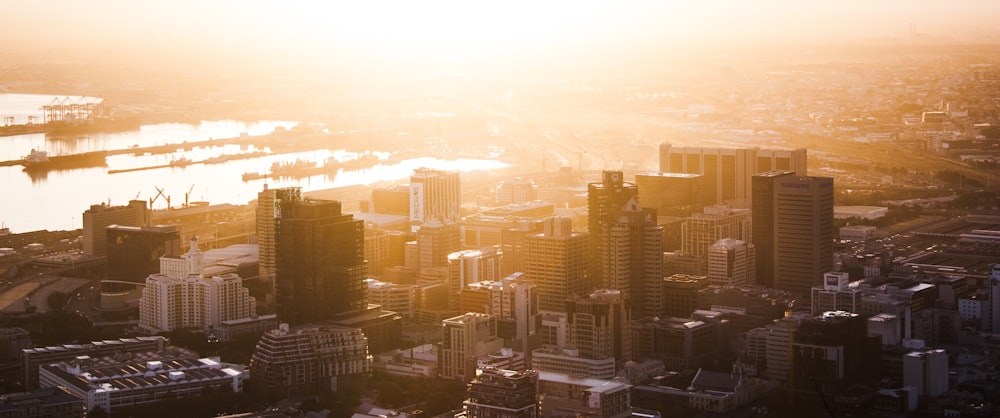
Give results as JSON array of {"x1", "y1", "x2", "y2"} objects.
[{"x1": 277, "y1": 2, "x2": 617, "y2": 62}]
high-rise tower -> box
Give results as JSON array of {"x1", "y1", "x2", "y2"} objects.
[
  {"x1": 588, "y1": 170, "x2": 638, "y2": 284},
  {"x1": 526, "y1": 217, "x2": 590, "y2": 312},
  {"x1": 410, "y1": 168, "x2": 461, "y2": 226},
  {"x1": 659, "y1": 143, "x2": 807, "y2": 207},
  {"x1": 605, "y1": 198, "x2": 663, "y2": 316},
  {"x1": 256, "y1": 185, "x2": 301, "y2": 311},
  {"x1": 567, "y1": 289, "x2": 631, "y2": 368},
  {"x1": 706, "y1": 238, "x2": 755, "y2": 287},
  {"x1": 751, "y1": 171, "x2": 833, "y2": 295},
  {"x1": 274, "y1": 198, "x2": 368, "y2": 325},
  {"x1": 82, "y1": 200, "x2": 148, "y2": 257}
]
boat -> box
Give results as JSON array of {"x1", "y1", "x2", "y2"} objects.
[
  {"x1": 21, "y1": 149, "x2": 50, "y2": 168},
  {"x1": 21, "y1": 149, "x2": 108, "y2": 171},
  {"x1": 169, "y1": 157, "x2": 192, "y2": 167},
  {"x1": 340, "y1": 153, "x2": 382, "y2": 171},
  {"x1": 242, "y1": 172, "x2": 266, "y2": 181},
  {"x1": 270, "y1": 159, "x2": 319, "y2": 178}
]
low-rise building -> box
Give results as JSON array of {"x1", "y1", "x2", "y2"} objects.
[{"x1": 38, "y1": 355, "x2": 247, "y2": 415}]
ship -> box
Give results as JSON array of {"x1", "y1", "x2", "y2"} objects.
[
  {"x1": 20, "y1": 148, "x2": 108, "y2": 171},
  {"x1": 241, "y1": 172, "x2": 266, "y2": 181},
  {"x1": 270, "y1": 159, "x2": 319, "y2": 178},
  {"x1": 169, "y1": 157, "x2": 192, "y2": 167}
]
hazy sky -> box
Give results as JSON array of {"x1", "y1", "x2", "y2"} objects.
[{"x1": 3, "y1": 1, "x2": 999, "y2": 79}]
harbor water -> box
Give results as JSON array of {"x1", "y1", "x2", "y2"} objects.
[{"x1": 0, "y1": 94, "x2": 508, "y2": 233}]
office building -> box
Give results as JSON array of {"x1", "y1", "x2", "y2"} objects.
[
  {"x1": 495, "y1": 178, "x2": 538, "y2": 205},
  {"x1": 410, "y1": 167, "x2": 461, "y2": 225},
  {"x1": 39, "y1": 355, "x2": 247, "y2": 415},
  {"x1": 866, "y1": 313, "x2": 901, "y2": 346},
  {"x1": 659, "y1": 143, "x2": 807, "y2": 207},
  {"x1": 249, "y1": 323, "x2": 371, "y2": 398},
  {"x1": 370, "y1": 185, "x2": 410, "y2": 216},
  {"x1": 20, "y1": 337, "x2": 171, "y2": 390},
  {"x1": 662, "y1": 274, "x2": 709, "y2": 318},
  {"x1": 811, "y1": 272, "x2": 862, "y2": 315},
  {"x1": 706, "y1": 238, "x2": 755, "y2": 287},
  {"x1": 588, "y1": 170, "x2": 638, "y2": 282},
  {"x1": 630, "y1": 315, "x2": 720, "y2": 371},
  {"x1": 793, "y1": 311, "x2": 881, "y2": 390},
  {"x1": 82, "y1": 199, "x2": 148, "y2": 257},
  {"x1": 500, "y1": 219, "x2": 547, "y2": 276},
  {"x1": 525, "y1": 217, "x2": 590, "y2": 312},
  {"x1": 448, "y1": 248, "x2": 503, "y2": 311},
  {"x1": 460, "y1": 273, "x2": 539, "y2": 359},
  {"x1": 461, "y1": 202, "x2": 553, "y2": 250},
  {"x1": 105, "y1": 225, "x2": 181, "y2": 284},
  {"x1": 463, "y1": 367, "x2": 539, "y2": 418},
  {"x1": 537, "y1": 371, "x2": 632, "y2": 418},
  {"x1": 417, "y1": 219, "x2": 462, "y2": 271},
  {"x1": 903, "y1": 349, "x2": 948, "y2": 398},
  {"x1": 365, "y1": 279, "x2": 415, "y2": 319},
  {"x1": 679, "y1": 205, "x2": 752, "y2": 256},
  {"x1": 762, "y1": 312, "x2": 805, "y2": 383},
  {"x1": 751, "y1": 171, "x2": 833, "y2": 295},
  {"x1": 256, "y1": 185, "x2": 300, "y2": 310},
  {"x1": 567, "y1": 290, "x2": 631, "y2": 368},
  {"x1": 0, "y1": 386, "x2": 83, "y2": 418},
  {"x1": 439, "y1": 313, "x2": 504, "y2": 382},
  {"x1": 635, "y1": 172, "x2": 704, "y2": 217},
  {"x1": 695, "y1": 285, "x2": 795, "y2": 333},
  {"x1": 0, "y1": 327, "x2": 31, "y2": 365},
  {"x1": 604, "y1": 198, "x2": 663, "y2": 316},
  {"x1": 274, "y1": 198, "x2": 367, "y2": 326},
  {"x1": 529, "y1": 347, "x2": 618, "y2": 380}
]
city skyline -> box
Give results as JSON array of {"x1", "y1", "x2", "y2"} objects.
[{"x1": 1, "y1": 2, "x2": 1000, "y2": 417}]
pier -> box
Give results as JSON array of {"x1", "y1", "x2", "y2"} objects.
[{"x1": 0, "y1": 128, "x2": 334, "y2": 171}]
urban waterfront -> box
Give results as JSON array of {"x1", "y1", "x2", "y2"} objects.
[{"x1": 0, "y1": 94, "x2": 508, "y2": 233}]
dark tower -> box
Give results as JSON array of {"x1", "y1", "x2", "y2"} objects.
[
  {"x1": 274, "y1": 198, "x2": 368, "y2": 325},
  {"x1": 752, "y1": 171, "x2": 834, "y2": 296},
  {"x1": 588, "y1": 170, "x2": 638, "y2": 288}
]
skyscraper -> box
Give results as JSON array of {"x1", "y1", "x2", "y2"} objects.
[
  {"x1": 752, "y1": 171, "x2": 833, "y2": 296},
  {"x1": 410, "y1": 167, "x2": 461, "y2": 225},
  {"x1": 567, "y1": 289, "x2": 631, "y2": 368},
  {"x1": 679, "y1": 205, "x2": 752, "y2": 256},
  {"x1": 105, "y1": 224, "x2": 181, "y2": 284},
  {"x1": 525, "y1": 217, "x2": 590, "y2": 312},
  {"x1": 447, "y1": 248, "x2": 503, "y2": 311},
  {"x1": 82, "y1": 199, "x2": 148, "y2": 257},
  {"x1": 256, "y1": 185, "x2": 301, "y2": 311},
  {"x1": 274, "y1": 197, "x2": 368, "y2": 325},
  {"x1": 635, "y1": 171, "x2": 704, "y2": 217},
  {"x1": 460, "y1": 273, "x2": 539, "y2": 360},
  {"x1": 659, "y1": 143, "x2": 807, "y2": 207},
  {"x1": 417, "y1": 219, "x2": 462, "y2": 271},
  {"x1": 605, "y1": 197, "x2": 663, "y2": 316},
  {"x1": 588, "y1": 170, "x2": 638, "y2": 285},
  {"x1": 706, "y1": 238, "x2": 755, "y2": 287},
  {"x1": 439, "y1": 312, "x2": 503, "y2": 382}
]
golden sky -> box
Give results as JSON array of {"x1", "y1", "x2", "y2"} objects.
[{"x1": 2, "y1": 1, "x2": 998, "y2": 78}]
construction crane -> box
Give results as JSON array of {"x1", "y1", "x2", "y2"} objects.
[{"x1": 150, "y1": 186, "x2": 166, "y2": 210}]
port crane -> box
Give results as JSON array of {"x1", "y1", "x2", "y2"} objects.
[
  {"x1": 185, "y1": 184, "x2": 195, "y2": 207},
  {"x1": 149, "y1": 186, "x2": 171, "y2": 210}
]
